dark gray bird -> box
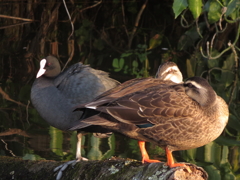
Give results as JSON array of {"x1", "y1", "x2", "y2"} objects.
[{"x1": 31, "y1": 56, "x2": 119, "y2": 179}]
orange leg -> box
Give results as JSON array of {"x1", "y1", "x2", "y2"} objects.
[
  {"x1": 165, "y1": 147, "x2": 186, "y2": 167},
  {"x1": 138, "y1": 141, "x2": 160, "y2": 163},
  {"x1": 165, "y1": 147, "x2": 191, "y2": 172}
]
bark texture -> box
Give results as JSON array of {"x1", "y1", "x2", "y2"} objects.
[{"x1": 0, "y1": 156, "x2": 208, "y2": 180}]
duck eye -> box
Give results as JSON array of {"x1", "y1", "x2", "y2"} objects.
[{"x1": 185, "y1": 83, "x2": 193, "y2": 88}]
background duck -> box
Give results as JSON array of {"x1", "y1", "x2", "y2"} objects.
[{"x1": 71, "y1": 76, "x2": 229, "y2": 169}]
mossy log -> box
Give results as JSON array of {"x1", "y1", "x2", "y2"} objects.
[{"x1": 0, "y1": 156, "x2": 208, "y2": 180}]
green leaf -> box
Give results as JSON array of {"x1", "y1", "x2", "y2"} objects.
[
  {"x1": 23, "y1": 153, "x2": 45, "y2": 160},
  {"x1": 215, "y1": 136, "x2": 240, "y2": 146},
  {"x1": 203, "y1": 0, "x2": 210, "y2": 12},
  {"x1": 137, "y1": 44, "x2": 143, "y2": 49},
  {"x1": 121, "y1": 52, "x2": 132, "y2": 58},
  {"x1": 49, "y1": 126, "x2": 63, "y2": 157},
  {"x1": 132, "y1": 60, "x2": 138, "y2": 67},
  {"x1": 227, "y1": 114, "x2": 240, "y2": 132},
  {"x1": 208, "y1": 59, "x2": 219, "y2": 68},
  {"x1": 204, "y1": 165, "x2": 221, "y2": 180},
  {"x1": 222, "y1": 0, "x2": 230, "y2": 6},
  {"x1": 119, "y1": 58, "x2": 125, "y2": 68},
  {"x1": 124, "y1": 65, "x2": 129, "y2": 74},
  {"x1": 180, "y1": 148, "x2": 197, "y2": 163},
  {"x1": 172, "y1": 0, "x2": 188, "y2": 18},
  {"x1": 188, "y1": 0, "x2": 203, "y2": 19},
  {"x1": 204, "y1": 142, "x2": 221, "y2": 166},
  {"x1": 178, "y1": 22, "x2": 206, "y2": 50},
  {"x1": 208, "y1": 0, "x2": 222, "y2": 23},
  {"x1": 148, "y1": 34, "x2": 163, "y2": 50},
  {"x1": 207, "y1": 50, "x2": 221, "y2": 68},
  {"x1": 221, "y1": 70, "x2": 234, "y2": 87},
  {"x1": 112, "y1": 58, "x2": 124, "y2": 72},
  {"x1": 186, "y1": 59, "x2": 195, "y2": 77},
  {"x1": 226, "y1": 0, "x2": 239, "y2": 17},
  {"x1": 112, "y1": 58, "x2": 119, "y2": 68},
  {"x1": 229, "y1": 8, "x2": 238, "y2": 20},
  {"x1": 220, "y1": 146, "x2": 229, "y2": 165},
  {"x1": 223, "y1": 173, "x2": 237, "y2": 180},
  {"x1": 141, "y1": 44, "x2": 147, "y2": 49},
  {"x1": 222, "y1": 53, "x2": 235, "y2": 70}
]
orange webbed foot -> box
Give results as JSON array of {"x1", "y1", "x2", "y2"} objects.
[
  {"x1": 166, "y1": 147, "x2": 192, "y2": 173},
  {"x1": 138, "y1": 141, "x2": 160, "y2": 164},
  {"x1": 142, "y1": 158, "x2": 160, "y2": 164}
]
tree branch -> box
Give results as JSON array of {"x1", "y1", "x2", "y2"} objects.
[
  {"x1": 0, "y1": 156, "x2": 208, "y2": 180},
  {"x1": 0, "y1": 14, "x2": 34, "y2": 22},
  {"x1": 0, "y1": 87, "x2": 26, "y2": 107},
  {"x1": 128, "y1": 0, "x2": 148, "y2": 49},
  {"x1": 0, "y1": 22, "x2": 32, "y2": 30}
]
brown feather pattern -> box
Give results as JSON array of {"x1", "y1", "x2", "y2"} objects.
[{"x1": 72, "y1": 76, "x2": 229, "y2": 153}]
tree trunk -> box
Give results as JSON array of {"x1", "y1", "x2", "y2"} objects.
[{"x1": 0, "y1": 156, "x2": 208, "y2": 180}]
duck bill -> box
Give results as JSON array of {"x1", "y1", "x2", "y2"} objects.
[{"x1": 36, "y1": 59, "x2": 47, "y2": 78}]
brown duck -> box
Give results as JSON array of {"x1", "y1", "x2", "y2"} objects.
[
  {"x1": 94, "y1": 61, "x2": 183, "y2": 163},
  {"x1": 71, "y1": 75, "x2": 229, "y2": 168}
]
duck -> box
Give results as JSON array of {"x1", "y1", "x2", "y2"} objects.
[
  {"x1": 93, "y1": 61, "x2": 183, "y2": 163},
  {"x1": 30, "y1": 56, "x2": 119, "y2": 178},
  {"x1": 70, "y1": 76, "x2": 229, "y2": 168}
]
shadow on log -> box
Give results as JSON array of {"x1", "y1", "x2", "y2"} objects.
[{"x1": 0, "y1": 156, "x2": 208, "y2": 180}]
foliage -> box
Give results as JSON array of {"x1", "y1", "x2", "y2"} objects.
[
  {"x1": 173, "y1": 0, "x2": 239, "y2": 22},
  {"x1": 0, "y1": 1, "x2": 239, "y2": 179},
  {"x1": 112, "y1": 44, "x2": 151, "y2": 77}
]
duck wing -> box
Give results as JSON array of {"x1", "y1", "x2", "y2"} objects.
[
  {"x1": 78, "y1": 78, "x2": 179, "y2": 110},
  {"x1": 79, "y1": 82, "x2": 198, "y2": 127}
]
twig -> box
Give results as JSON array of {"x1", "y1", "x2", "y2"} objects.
[
  {"x1": 0, "y1": 87, "x2": 26, "y2": 107},
  {"x1": 128, "y1": 0, "x2": 148, "y2": 49},
  {"x1": 121, "y1": 0, "x2": 129, "y2": 39},
  {"x1": 26, "y1": 100, "x2": 30, "y2": 125},
  {"x1": 180, "y1": 9, "x2": 195, "y2": 28},
  {"x1": 78, "y1": 0, "x2": 102, "y2": 12},
  {"x1": 1, "y1": 139, "x2": 16, "y2": 157},
  {"x1": 0, "y1": 21, "x2": 33, "y2": 30},
  {"x1": 0, "y1": 15, "x2": 34, "y2": 22},
  {"x1": 195, "y1": 19, "x2": 203, "y2": 38},
  {"x1": 228, "y1": 42, "x2": 238, "y2": 106},
  {"x1": 0, "y1": 129, "x2": 30, "y2": 137},
  {"x1": 95, "y1": 29, "x2": 123, "y2": 54},
  {"x1": 62, "y1": 0, "x2": 76, "y2": 71},
  {"x1": 63, "y1": 0, "x2": 74, "y2": 39},
  {"x1": 200, "y1": 23, "x2": 240, "y2": 59},
  {"x1": 62, "y1": 15, "x2": 77, "y2": 71}
]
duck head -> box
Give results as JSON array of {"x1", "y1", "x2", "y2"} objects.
[
  {"x1": 155, "y1": 62, "x2": 183, "y2": 83},
  {"x1": 184, "y1": 77, "x2": 217, "y2": 107},
  {"x1": 36, "y1": 56, "x2": 61, "y2": 78}
]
